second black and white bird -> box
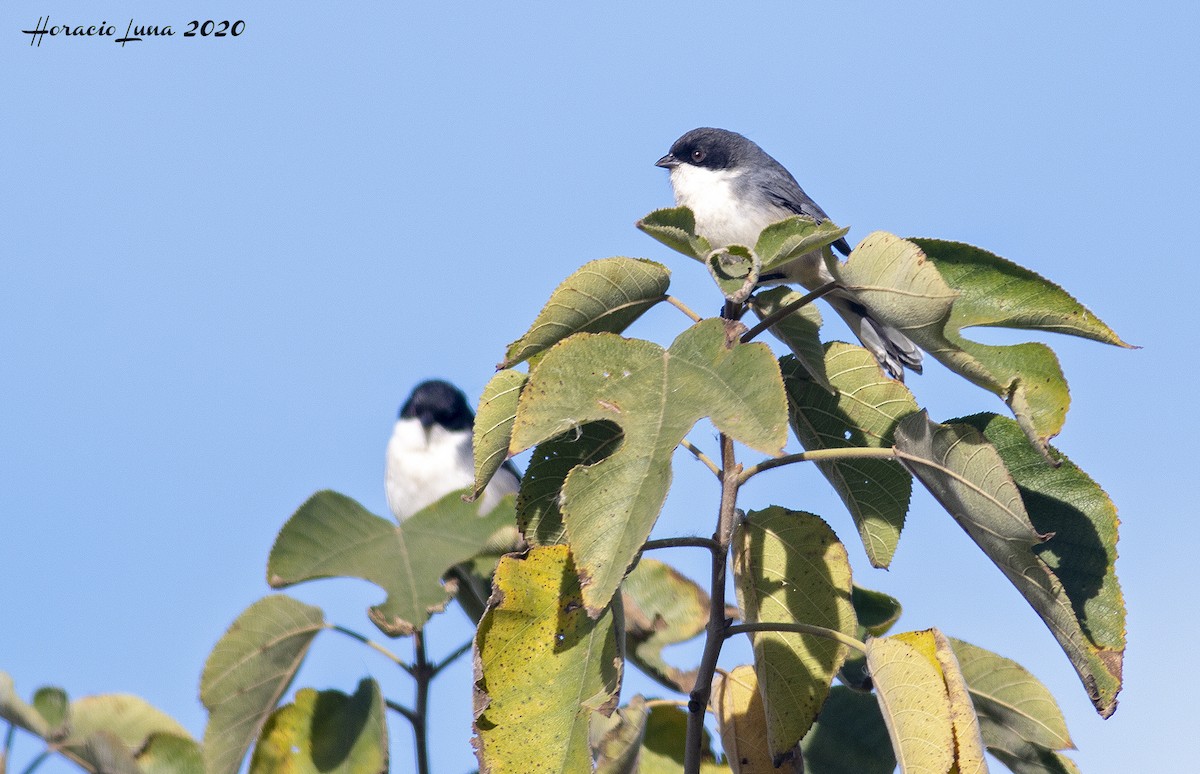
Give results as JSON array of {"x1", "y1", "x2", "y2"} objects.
[{"x1": 656, "y1": 127, "x2": 922, "y2": 380}]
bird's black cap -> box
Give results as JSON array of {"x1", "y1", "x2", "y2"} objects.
[{"x1": 399, "y1": 379, "x2": 474, "y2": 431}]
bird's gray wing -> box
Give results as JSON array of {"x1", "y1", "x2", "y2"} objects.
[{"x1": 762, "y1": 177, "x2": 852, "y2": 257}]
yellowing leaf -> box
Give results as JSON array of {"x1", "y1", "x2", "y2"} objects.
[
  {"x1": 866, "y1": 635, "x2": 954, "y2": 774},
  {"x1": 712, "y1": 665, "x2": 797, "y2": 773},
  {"x1": 249, "y1": 679, "x2": 387, "y2": 774},
  {"x1": 473, "y1": 545, "x2": 622, "y2": 773},
  {"x1": 893, "y1": 630, "x2": 987, "y2": 774}
]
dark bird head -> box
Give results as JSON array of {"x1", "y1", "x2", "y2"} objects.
[
  {"x1": 655, "y1": 127, "x2": 760, "y2": 172},
  {"x1": 399, "y1": 379, "x2": 474, "y2": 432}
]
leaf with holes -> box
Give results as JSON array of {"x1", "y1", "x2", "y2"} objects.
[
  {"x1": 511, "y1": 318, "x2": 787, "y2": 614},
  {"x1": 517, "y1": 420, "x2": 623, "y2": 547},
  {"x1": 781, "y1": 345, "x2": 917, "y2": 567},
  {"x1": 473, "y1": 545, "x2": 622, "y2": 774}
]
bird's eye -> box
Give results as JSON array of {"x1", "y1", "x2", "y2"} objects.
[{"x1": 691, "y1": 148, "x2": 706, "y2": 163}]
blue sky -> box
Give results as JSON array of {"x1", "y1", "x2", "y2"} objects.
[{"x1": 2, "y1": 2, "x2": 1195, "y2": 771}]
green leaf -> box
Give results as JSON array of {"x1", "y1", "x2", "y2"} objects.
[
  {"x1": 865, "y1": 635, "x2": 954, "y2": 774},
  {"x1": 32, "y1": 687, "x2": 68, "y2": 732},
  {"x1": 637, "y1": 705, "x2": 729, "y2": 774},
  {"x1": 59, "y1": 694, "x2": 192, "y2": 773},
  {"x1": 749, "y1": 287, "x2": 830, "y2": 392},
  {"x1": 957, "y1": 413, "x2": 1124, "y2": 717},
  {"x1": 268, "y1": 489, "x2": 516, "y2": 635},
  {"x1": 837, "y1": 233, "x2": 1129, "y2": 453},
  {"x1": 712, "y1": 665, "x2": 797, "y2": 773},
  {"x1": 593, "y1": 696, "x2": 649, "y2": 774},
  {"x1": 755, "y1": 216, "x2": 850, "y2": 274},
  {"x1": 0, "y1": 672, "x2": 51, "y2": 738},
  {"x1": 502, "y1": 256, "x2": 671, "y2": 368},
  {"x1": 732, "y1": 508, "x2": 857, "y2": 758},
  {"x1": 852, "y1": 586, "x2": 903, "y2": 638},
  {"x1": 781, "y1": 346, "x2": 917, "y2": 567},
  {"x1": 984, "y1": 725, "x2": 1080, "y2": 774},
  {"x1": 511, "y1": 318, "x2": 787, "y2": 614},
  {"x1": 517, "y1": 420, "x2": 623, "y2": 547},
  {"x1": 893, "y1": 630, "x2": 987, "y2": 774},
  {"x1": 621, "y1": 558, "x2": 710, "y2": 693},
  {"x1": 800, "y1": 686, "x2": 895, "y2": 774},
  {"x1": 894, "y1": 412, "x2": 1116, "y2": 719},
  {"x1": 201, "y1": 595, "x2": 325, "y2": 774},
  {"x1": 840, "y1": 586, "x2": 904, "y2": 690},
  {"x1": 136, "y1": 733, "x2": 205, "y2": 774},
  {"x1": 636, "y1": 207, "x2": 712, "y2": 261},
  {"x1": 706, "y1": 244, "x2": 759, "y2": 303},
  {"x1": 473, "y1": 369, "x2": 527, "y2": 499},
  {"x1": 249, "y1": 679, "x2": 388, "y2": 774},
  {"x1": 473, "y1": 545, "x2": 622, "y2": 774},
  {"x1": 950, "y1": 638, "x2": 1073, "y2": 752}
]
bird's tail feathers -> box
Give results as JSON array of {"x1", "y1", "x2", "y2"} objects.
[{"x1": 826, "y1": 293, "x2": 923, "y2": 382}]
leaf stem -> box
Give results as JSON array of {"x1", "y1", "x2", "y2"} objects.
[
  {"x1": 664, "y1": 294, "x2": 704, "y2": 323},
  {"x1": 679, "y1": 439, "x2": 721, "y2": 478},
  {"x1": 327, "y1": 624, "x2": 414, "y2": 675},
  {"x1": 739, "y1": 446, "x2": 900, "y2": 484},
  {"x1": 641, "y1": 536, "x2": 721, "y2": 553},
  {"x1": 739, "y1": 281, "x2": 840, "y2": 343},
  {"x1": 684, "y1": 432, "x2": 741, "y2": 774},
  {"x1": 725, "y1": 622, "x2": 867, "y2": 654}
]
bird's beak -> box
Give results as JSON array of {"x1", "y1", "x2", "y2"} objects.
[{"x1": 655, "y1": 153, "x2": 679, "y2": 169}]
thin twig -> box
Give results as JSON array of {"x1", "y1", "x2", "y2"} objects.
[
  {"x1": 725, "y1": 622, "x2": 868, "y2": 654},
  {"x1": 432, "y1": 639, "x2": 474, "y2": 677},
  {"x1": 18, "y1": 750, "x2": 51, "y2": 774},
  {"x1": 328, "y1": 624, "x2": 414, "y2": 675},
  {"x1": 641, "y1": 536, "x2": 721, "y2": 553},
  {"x1": 664, "y1": 294, "x2": 703, "y2": 323},
  {"x1": 386, "y1": 699, "x2": 419, "y2": 726},
  {"x1": 739, "y1": 281, "x2": 840, "y2": 343},
  {"x1": 679, "y1": 439, "x2": 720, "y2": 477}
]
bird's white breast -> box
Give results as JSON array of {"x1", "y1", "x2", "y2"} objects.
[
  {"x1": 669, "y1": 164, "x2": 786, "y2": 249},
  {"x1": 385, "y1": 418, "x2": 518, "y2": 520}
]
